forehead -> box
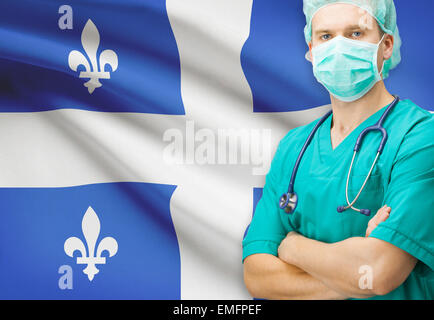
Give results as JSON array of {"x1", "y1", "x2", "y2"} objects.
[{"x1": 312, "y1": 3, "x2": 377, "y2": 32}]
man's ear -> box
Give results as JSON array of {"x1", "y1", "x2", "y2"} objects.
[
  {"x1": 308, "y1": 42, "x2": 313, "y2": 62},
  {"x1": 383, "y1": 34, "x2": 394, "y2": 60}
]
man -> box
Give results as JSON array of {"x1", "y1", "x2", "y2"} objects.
[{"x1": 242, "y1": 0, "x2": 434, "y2": 299}]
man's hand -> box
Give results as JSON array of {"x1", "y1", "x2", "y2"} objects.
[{"x1": 365, "y1": 205, "x2": 391, "y2": 237}]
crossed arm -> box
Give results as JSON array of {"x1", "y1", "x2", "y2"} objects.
[{"x1": 243, "y1": 205, "x2": 417, "y2": 299}]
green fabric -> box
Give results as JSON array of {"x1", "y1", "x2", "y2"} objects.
[
  {"x1": 242, "y1": 99, "x2": 434, "y2": 299},
  {"x1": 303, "y1": 0, "x2": 401, "y2": 78}
]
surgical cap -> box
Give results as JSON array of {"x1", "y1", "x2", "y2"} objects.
[{"x1": 303, "y1": 0, "x2": 401, "y2": 78}]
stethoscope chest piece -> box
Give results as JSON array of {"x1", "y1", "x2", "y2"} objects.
[{"x1": 279, "y1": 192, "x2": 298, "y2": 214}]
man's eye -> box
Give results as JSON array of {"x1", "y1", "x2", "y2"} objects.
[
  {"x1": 352, "y1": 31, "x2": 362, "y2": 37},
  {"x1": 321, "y1": 34, "x2": 331, "y2": 40}
]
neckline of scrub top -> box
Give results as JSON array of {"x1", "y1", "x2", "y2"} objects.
[{"x1": 321, "y1": 102, "x2": 392, "y2": 157}]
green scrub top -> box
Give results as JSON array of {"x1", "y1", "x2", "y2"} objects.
[{"x1": 242, "y1": 99, "x2": 434, "y2": 300}]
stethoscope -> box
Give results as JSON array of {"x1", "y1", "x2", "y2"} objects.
[{"x1": 279, "y1": 95, "x2": 400, "y2": 217}]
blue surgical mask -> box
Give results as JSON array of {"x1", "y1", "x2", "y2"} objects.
[{"x1": 311, "y1": 35, "x2": 385, "y2": 102}]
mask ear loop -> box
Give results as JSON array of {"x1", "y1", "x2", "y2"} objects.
[
  {"x1": 376, "y1": 33, "x2": 387, "y2": 79},
  {"x1": 379, "y1": 61, "x2": 385, "y2": 79}
]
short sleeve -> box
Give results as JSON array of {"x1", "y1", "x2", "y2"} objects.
[
  {"x1": 242, "y1": 139, "x2": 292, "y2": 263},
  {"x1": 369, "y1": 115, "x2": 434, "y2": 270}
]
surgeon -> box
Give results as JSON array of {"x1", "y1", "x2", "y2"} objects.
[{"x1": 242, "y1": 0, "x2": 434, "y2": 300}]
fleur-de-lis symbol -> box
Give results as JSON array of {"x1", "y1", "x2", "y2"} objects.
[
  {"x1": 64, "y1": 206, "x2": 118, "y2": 281},
  {"x1": 68, "y1": 19, "x2": 118, "y2": 94}
]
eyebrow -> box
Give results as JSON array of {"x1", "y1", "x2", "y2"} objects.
[{"x1": 313, "y1": 25, "x2": 363, "y2": 35}]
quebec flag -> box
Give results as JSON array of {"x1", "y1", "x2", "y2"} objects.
[{"x1": 0, "y1": 0, "x2": 432, "y2": 300}]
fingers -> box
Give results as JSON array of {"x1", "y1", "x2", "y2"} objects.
[
  {"x1": 373, "y1": 205, "x2": 391, "y2": 224},
  {"x1": 365, "y1": 205, "x2": 391, "y2": 237}
]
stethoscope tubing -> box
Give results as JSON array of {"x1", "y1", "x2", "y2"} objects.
[{"x1": 287, "y1": 109, "x2": 332, "y2": 194}]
